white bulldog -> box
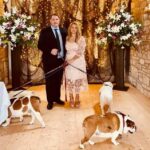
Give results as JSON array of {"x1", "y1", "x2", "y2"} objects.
[{"x1": 99, "y1": 82, "x2": 113, "y2": 116}]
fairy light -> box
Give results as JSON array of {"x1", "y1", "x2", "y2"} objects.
[{"x1": 37, "y1": 0, "x2": 51, "y2": 28}]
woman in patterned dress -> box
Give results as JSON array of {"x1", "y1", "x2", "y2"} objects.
[{"x1": 65, "y1": 22, "x2": 88, "y2": 108}]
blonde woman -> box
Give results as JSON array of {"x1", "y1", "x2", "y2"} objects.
[{"x1": 65, "y1": 22, "x2": 88, "y2": 108}]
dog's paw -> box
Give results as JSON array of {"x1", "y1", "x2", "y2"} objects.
[
  {"x1": 79, "y1": 144, "x2": 84, "y2": 149},
  {"x1": 41, "y1": 123, "x2": 46, "y2": 128},
  {"x1": 29, "y1": 121, "x2": 34, "y2": 125},
  {"x1": 2, "y1": 119, "x2": 10, "y2": 127},
  {"x1": 112, "y1": 140, "x2": 119, "y2": 145},
  {"x1": 100, "y1": 114, "x2": 105, "y2": 117},
  {"x1": 89, "y1": 140, "x2": 95, "y2": 145},
  {"x1": 2, "y1": 122, "x2": 9, "y2": 127},
  {"x1": 20, "y1": 117, "x2": 23, "y2": 122}
]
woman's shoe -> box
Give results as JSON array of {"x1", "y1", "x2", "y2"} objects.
[
  {"x1": 75, "y1": 94, "x2": 80, "y2": 108},
  {"x1": 69, "y1": 93, "x2": 74, "y2": 108},
  {"x1": 75, "y1": 100, "x2": 80, "y2": 108},
  {"x1": 70, "y1": 100, "x2": 74, "y2": 108}
]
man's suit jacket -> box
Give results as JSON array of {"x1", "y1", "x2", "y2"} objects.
[{"x1": 38, "y1": 26, "x2": 67, "y2": 72}]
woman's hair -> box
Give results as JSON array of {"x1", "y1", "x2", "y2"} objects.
[{"x1": 67, "y1": 22, "x2": 81, "y2": 42}]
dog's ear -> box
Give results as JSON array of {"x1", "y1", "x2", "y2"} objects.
[{"x1": 126, "y1": 119, "x2": 135, "y2": 128}]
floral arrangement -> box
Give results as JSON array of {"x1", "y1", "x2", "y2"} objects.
[
  {"x1": 0, "y1": 8, "x2": 39, "y2": 50},
  {"x1": 95, "y1": 5, "x2": 142, "y2": 49}
]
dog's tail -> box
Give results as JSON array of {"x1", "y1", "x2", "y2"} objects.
[{"x1": 103, "y1": 104, "x2": 110, "y2": 114}]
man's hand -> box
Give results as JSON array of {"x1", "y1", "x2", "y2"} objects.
[{"x1": 51, "y1": 48, "x2": 58, "y2": 55}]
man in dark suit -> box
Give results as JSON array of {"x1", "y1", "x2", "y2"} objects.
[{"x1": 38, "y1": 14, "x2": 67, "y2": 110}]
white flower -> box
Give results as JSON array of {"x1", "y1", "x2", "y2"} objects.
[
  {"x1": 24, "y1": 32, "x2": 32, "y2": 40},
  {"x1": 27, "y1": 26, "x2": 35, "y2": 32},
  {"x1": 21, "y1": 14, "x2": 27, "y2": 19},
  {"x1": 96, "y1": 37, "x2": 107, "y2": 45},
  {"x1": 107, "y1": 24, "x2": 121, "y2": 33},
  {"x1": 120, "y1": 34, "x2": 131, "y2": 41},
  {"x1": 2, "y1": 22, "x2": 8, "y2": 27},
  {"x1": 122, "y1": 12, "x2": 131, "y2": 21},
  {"x1": 34, "y1": 31, "x2": 39, "y2": 40},
  {"x1": 111, "y1": 25, "x2": 121, "y2": 33},
  {"x1": 10, "y1": 34, "x2": 17, "y2": 42},
  {"x1": 101, "y1": 37, "x2": 107, "y2": 44},
  {"x1": 120, "y1": 5, "x2": 126, "y2": 13},
  {"x1": 133, "y1": 39, "x2": 141, "y2": 45},
  {"x1": 115, "y1": 14, "x2": 121, "y2": 21},
  {"x1": 120, "y1": 23, "x2": 126, "y2": 28},
  {"x1": 95, "y1": 26, "x2": 103, "y2": 34},
  {"x1": 0, "y1": 26, "x2": 6, "y2": 34},
  {"x1": 22, "y1": 24, "x2": 26, "y2": 28},
  {"x1": 107, "y1": 13, "x2": 115, "y2": 20},
  {"x1": 16, "y1": 33, "x2": 20, "y2": 36},
  {"x1": 121, "y1": 46, "x2": 125, "y2": 49},
  {"x1": 4, "y1": 12, "x2": 11, "y2": 18},
  {"x1": 27, "y1": 16, "x2": 31, "y2": 19},
  {"x1": 95, "y1": 39, "x2": 100, "y2": 45},
  {"x1": 130, "y1": 23, "x2": 138, "y2": 34},
  {"x1": 14, "y1": 19, "x2": 21, "y2": 26},
  {"x1": 20, "y1": 31, "x2": 24, "y2": 34},
  {"x1": 22, "y1": 19, "x2": 26, "y2": 23},
  {"x1": 12, "y1": 7, "x2": 17, "y2": 14},
  {"x1": 11, "y1": 27, "x2": 16, "y2": 33}
]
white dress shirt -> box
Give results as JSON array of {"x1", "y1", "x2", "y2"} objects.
[{"x1": 51, "y1": 26, "x2": 64, "y2": 58}]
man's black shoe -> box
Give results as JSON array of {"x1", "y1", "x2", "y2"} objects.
[
  {"x1": 47, "y1": 103, "x2": 53, "y2": 110},
  {"x1": 55, "y1": 99, "x2": 65, "y2": 105}
]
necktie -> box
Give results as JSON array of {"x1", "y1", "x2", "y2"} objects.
[{"x1": 54, "y1": 29, "x2": 61, "y2": 52}]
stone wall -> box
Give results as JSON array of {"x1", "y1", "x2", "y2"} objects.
[{"x1": 129, "y1": 0, "x2": 150, "y2": 97}]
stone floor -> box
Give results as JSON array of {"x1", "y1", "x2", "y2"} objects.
[{"x1": 0, "y1": 84, "x2": 150, "y2": 150}]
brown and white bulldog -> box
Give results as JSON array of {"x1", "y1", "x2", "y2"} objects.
[
  {"x1": 79, "y1": 111, "x2": 136, "y2": 149},
  {"x1": 2, "y1": 90, "x2": 45, "y2": 128}
]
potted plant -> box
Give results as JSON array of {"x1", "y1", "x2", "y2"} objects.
[
  {"x1": 0, "y1": 8, "x2": 39, "y2": 88},
  {"x1": 95, "y1": 5, "x2": 142, "y2": 90}
]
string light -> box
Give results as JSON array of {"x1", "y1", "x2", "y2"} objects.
[{"x1": 37, "y1": 0, "x2": 51, "y2": 28}]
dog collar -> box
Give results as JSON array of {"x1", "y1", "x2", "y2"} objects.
[
  {"x1": 104, "y1": 84, "x2": 112, "y2": 88},
  {"x1": 116, "y1": 111, "x2": 126, "y2": 131}
]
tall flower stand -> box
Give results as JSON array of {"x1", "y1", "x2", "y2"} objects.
[
  {"x1": 11, "y1": 45, "x2": 22, "y2": 89},
  {"x1": 113, "y1": 47, "x2": 129, "y2": 91}
]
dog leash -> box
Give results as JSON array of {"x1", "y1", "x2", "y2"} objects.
[
  {"x1": 116, "y1": 111, "x2": 126, "y2": 132},
  {"x1": 10, "y1": 64, "x2": 64, "y2": 98},
  {"x1": 62, "y1": 58, "x2": 104, "y2": 84},
  {"x1": 10, "y1": 58, "x2": 106, "y2": 98}
]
